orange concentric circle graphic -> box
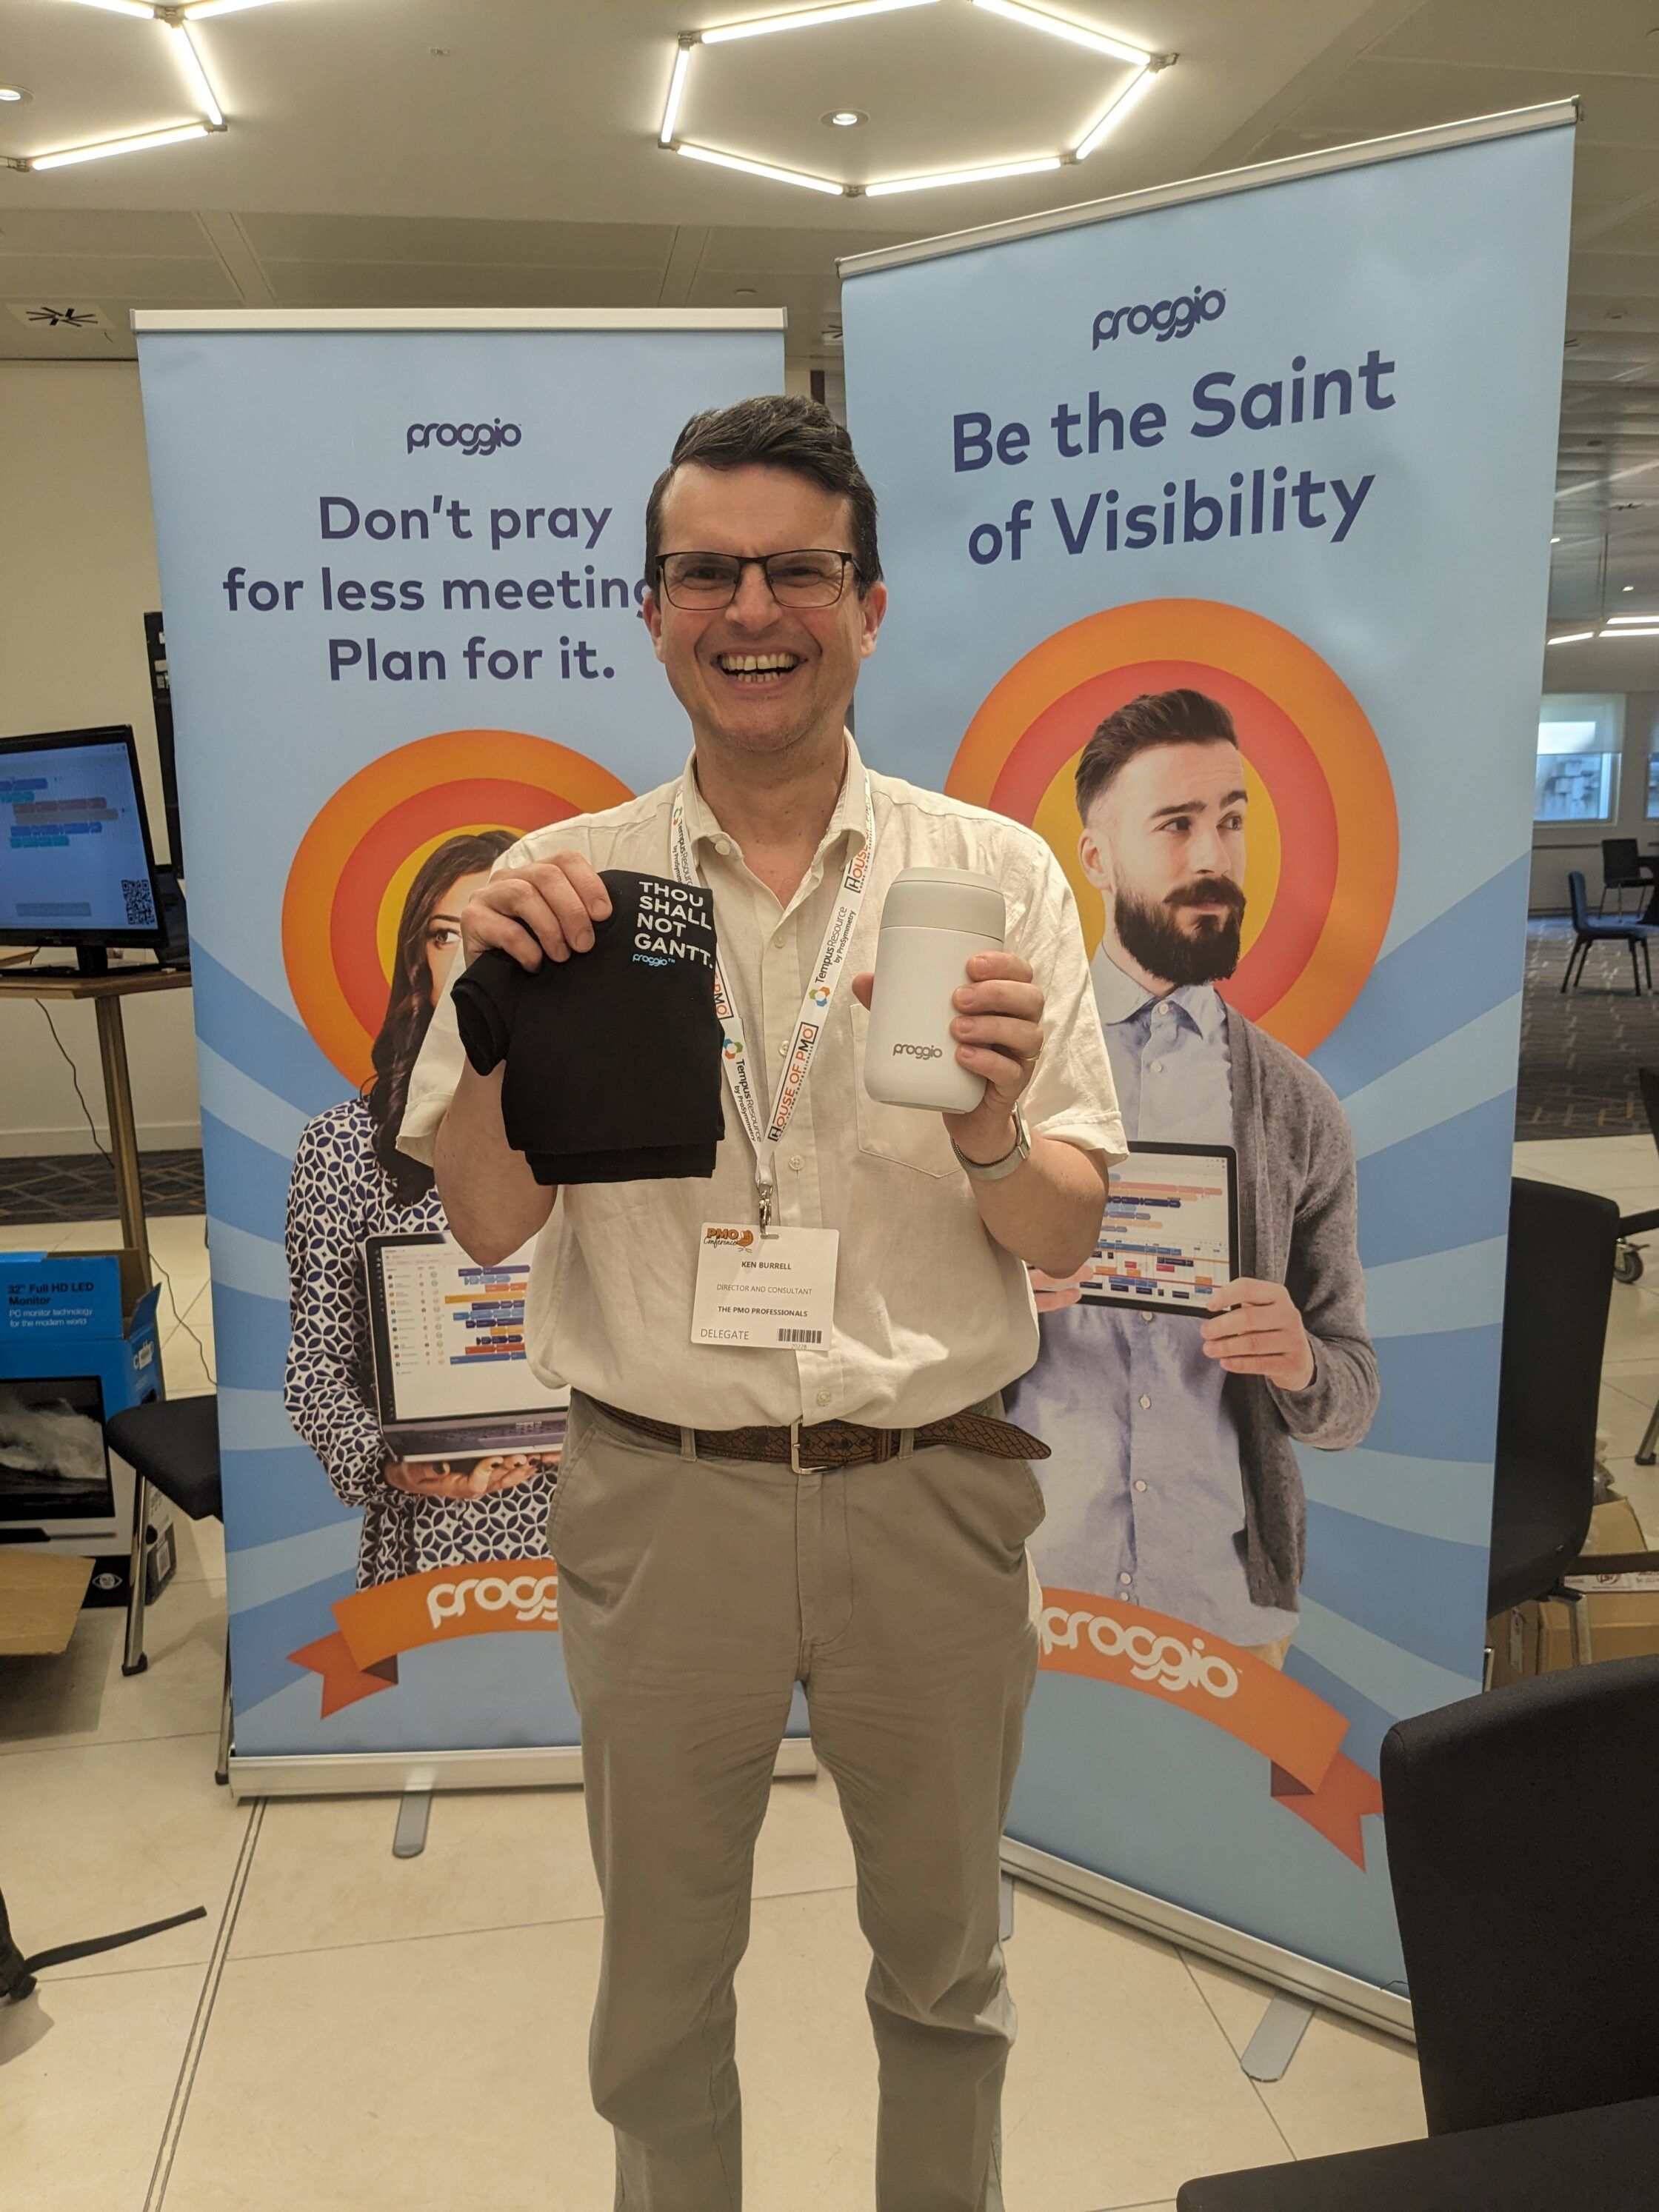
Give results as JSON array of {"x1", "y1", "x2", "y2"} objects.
[
  {"x1": 283, "y1": 730, "x2": 632, "y2": 1085},
  {"x1": 949, "y1": 601, "x2": 1399, "y2": 1056}
]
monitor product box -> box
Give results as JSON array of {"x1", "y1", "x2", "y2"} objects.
[{"x1": 0, "y1": 1250, "x2": 168, "y2": 1595}]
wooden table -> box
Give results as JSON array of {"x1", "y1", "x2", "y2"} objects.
[
  {"x1": 0, "y1": 963, "x2": 192, "y2": 1287},
  {"x1": 1177, "y1": 2092, "x2": 1659, "y2": 2211}
]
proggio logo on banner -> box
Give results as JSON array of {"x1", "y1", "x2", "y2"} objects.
[
  {"x1": 405, "y1": 416, "x2": 522, "y2": 455},
  {"x1": 1092, "y1": 285, "x2": 1226, "y2": 347}
]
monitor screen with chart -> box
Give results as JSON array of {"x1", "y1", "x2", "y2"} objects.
[
  {"x1": 1076, "y1": 1142, "x2": 1240, "y2": 1316},
  {"x1": 0, "y1": 726, "x2": 163, "y2": 953}
]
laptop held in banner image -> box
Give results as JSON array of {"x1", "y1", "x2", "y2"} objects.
[
  {"x1": 1077, "y1": 1140, "x2": 1240, "y2": 1316},
  {"x1": 364, "y1": 1233, "x2": 569, "y2": 1465}
]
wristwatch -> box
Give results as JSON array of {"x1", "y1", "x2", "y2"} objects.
[{"x1": 952, "y1": 1104, "x2": 1032, "y2": 1183}]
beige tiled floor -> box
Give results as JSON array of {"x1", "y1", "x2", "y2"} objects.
[{"x1": 4, "y1": 1141, "x2": 1656, "y2": 2208}]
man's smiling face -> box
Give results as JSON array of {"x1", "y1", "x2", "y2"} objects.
[
  {"x1": 1080, "y1": 739, "x2": 1249, "y2": 990},
  {"x1": 643, "y1": 461, "x2": 884, "y2": 761}
]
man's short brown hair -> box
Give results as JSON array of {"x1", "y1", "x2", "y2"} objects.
[
  {"x1": 1075, "y1": 688, "x2": 1239, "y2": 821},
  {"x1": 644, "y1": 394, "x2": 882, "y2": 593}
]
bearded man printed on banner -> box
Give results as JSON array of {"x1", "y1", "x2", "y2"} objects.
[{"x1": 1006, "y1": 686, "x2": 1379, "y2": 1669}]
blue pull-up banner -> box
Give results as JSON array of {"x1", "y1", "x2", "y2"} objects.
[{"x1": 842, "y1": 111, "x2": 1573, "y2": 1997}]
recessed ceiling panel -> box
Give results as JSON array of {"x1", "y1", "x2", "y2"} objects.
[
  {"x1": 241, "y1": 211, "x2": 678, "y2": 272},
  {"x1": 0, "y1": 209, "x2": 216, "y2": 257},
  {"x1": 680, "y1": 8, "x2": 1141, "y2": 182},
  {"x1": 265, "y1": 261, "x2": 678, "y2": 310},
  {"x1": 1375, "y1": 0, "x2": 1659, "y2": 79},
  {"x1": 0, "y1": 254, "x2": 241, "y2": 304}
]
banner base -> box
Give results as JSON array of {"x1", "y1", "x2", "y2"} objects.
[
  {"x1": 1000, "y1": 1838, "x2": 1412, "y2": 2043},
  {"x1": 229, "y1": 1737, "x2": 818, "y2": 1802}
]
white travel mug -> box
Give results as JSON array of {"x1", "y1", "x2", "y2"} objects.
[{"x1": 863, "y1": 866, "x2": 1007, "y2": 1112}]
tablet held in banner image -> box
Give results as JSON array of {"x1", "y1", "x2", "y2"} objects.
[
  {"x1": 136, "y1": 313, "x2": 784, "y2": 1762},
  {"x1": 843, "y1": 115, "x2": 1572, "y2": 1992}
]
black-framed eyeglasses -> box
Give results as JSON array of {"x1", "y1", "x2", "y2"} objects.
[{"x1": 654, "y1": 549, "x2": 860, "y2": 609}]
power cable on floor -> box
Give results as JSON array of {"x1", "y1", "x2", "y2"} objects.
[{"x1": 34, "y1": 1003, "x2": 216, "y2": 1388}]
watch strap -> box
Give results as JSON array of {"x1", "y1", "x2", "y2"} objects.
[{"x1": 952, "y1": 1106, "x2": 1031, "y2": 1183}]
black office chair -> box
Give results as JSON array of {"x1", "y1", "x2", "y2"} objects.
[
  {"x1": 1381, "y1": 1656, "x2": 1659, "y2": 2134},
  {"x1": 1598, "y1": 835, "x2": 1658, "y2": 917},
  {"x1": 1486, "y1": 1179, "x2": 1618, "y2": 1665},
  {"x1": 105, "y1": 1393, "x2": 231, "y2": 1784},
  {"x1": 1563, "y1": 869, "x2": 1655, "y2": 994},
  {"x1": 1613, "y1": 1066, "x2": 1659, "y2": 1292}
]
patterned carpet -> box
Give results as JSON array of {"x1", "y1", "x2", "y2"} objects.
[
  {"x1": 1518, "y1": 917, "x2": 1659, "y2": 1137},
  {"x1": 0, "y1": 1147, "x2": 206, "y2": 1226},
  {"x1": 0, "y1": 918, "x2": 1651, "y2": 1217}
]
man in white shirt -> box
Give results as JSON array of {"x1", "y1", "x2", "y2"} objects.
[{"x1": 400, "y1": 395, "x2": 1124, "y2": 2211}]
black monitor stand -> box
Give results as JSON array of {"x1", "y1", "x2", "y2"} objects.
[{"x1": 76, "y1": 947, "x2": 110, "y2": 978}]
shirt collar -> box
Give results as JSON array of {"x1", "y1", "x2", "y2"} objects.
[
  {"x1": 680, "y1": 730, "x2": 867, "y2": 860},
  {"x1": 1090, "y1": 947, "x2": 1228, "y2": 1041}
]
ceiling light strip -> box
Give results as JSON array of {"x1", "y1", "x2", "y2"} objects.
[
  {"x1": 165, "y1": 21, "x2": 225, "y2": 128},
  {"x1": 659, "y1": 40, "x2": 692, "y2": 145},
  {"x1": 1075, "y1": 62, "x2": 1155, "y2": 158},
  {"x1": 867, "y1": 155, "x2": 1064, "y2": 196},
  {"x1": 181, "y1": 0, "x2": 285, "y2": 18},
  {"x1": 677, "y1": 141, "x2": 848, "y2": 194},
  {"x1": 27, "y1": 119, "x2": 211, "y2": 170},
  {"x1": 1547, "y1": 632, "x2": 1596, "y2": 644},
  {"x1": 972, "y1": 0, "x2": 1149, "y2": 66},
  {"x1": 1603, "y1": 614, "x2": 1659, "y2": 626},
  {"x1": 701, "y1": 0, "x2": 940, "y2": 41},
  {"x1": 59, "y1": 0, "x2": 158, "y2": 18}
]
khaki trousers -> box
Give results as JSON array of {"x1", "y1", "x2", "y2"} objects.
[{"x1": 550, "y1": 1391, "x2": 1044, "y2": 2212}]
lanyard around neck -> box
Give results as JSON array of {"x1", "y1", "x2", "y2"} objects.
[{"x1": 670, "y1": 766, "x2": 875, "y2": 1229}]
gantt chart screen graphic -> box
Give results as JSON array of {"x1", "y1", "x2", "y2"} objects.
[{"x1": 0, "y1": 739, "x2": 156, "y2": 935}]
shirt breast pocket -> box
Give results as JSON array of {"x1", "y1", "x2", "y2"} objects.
[{"x1": 849, "y1": 999, "x2": 958, "y2": 1179}]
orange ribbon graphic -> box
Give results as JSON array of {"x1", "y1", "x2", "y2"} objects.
[
  {"x1": 1038, "y1": 1586, "x2": 1383, "y2": 1865},
  {"x1": 290, "y1": 1558, "x2": 560, "y2": 1718}
]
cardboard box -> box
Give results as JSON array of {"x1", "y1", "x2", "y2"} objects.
[
  {"x1": 1486, "y1": 1498, "x2": 1659, "y2": 1683},
  {"x1": 0, "y1": 1248, "x2": 161, "y2": 1414},
  {"x1": 0, "y1": 1551, "x2": 94, "y2": 1656},
  {"x1": 0, "y1": 1249, "x2": 163, "y2": 1576}
]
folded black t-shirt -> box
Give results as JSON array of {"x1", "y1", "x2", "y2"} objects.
[{"x1": 451, "y1": 869, "x2": 725, "y2": 1185}]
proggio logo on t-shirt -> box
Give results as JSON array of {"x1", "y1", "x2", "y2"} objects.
[{"x1": 632, "y1": 877, "x2": 715, "y2": 969}]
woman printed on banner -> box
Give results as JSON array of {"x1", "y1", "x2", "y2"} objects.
[{"x1": 283, "y1": 829, "x2": 561, "y2": 1590}]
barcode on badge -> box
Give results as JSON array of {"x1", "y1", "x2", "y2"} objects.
[
  {"x1": 121, "y1": 877, "x2": 156, "y2": 928},
  {"x1": 777, "y1": 1327, "x2": 823, "y2": 1345}
]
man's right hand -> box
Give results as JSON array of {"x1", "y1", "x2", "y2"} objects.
[{"x1": 461, "y1": 851, "x2": 612, "y2": 971}]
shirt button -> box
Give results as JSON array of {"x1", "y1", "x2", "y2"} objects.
[
  {"x1": 1151, "y1": 1060, "x2": 1164, "y2": 1074},
  {"x1": 1118, "y1": 1572, "x2": 1132, "y2": 1587},
  {"x1": 715, "y1": 837, "x2": 731, "y2": 855},
  {"x1": 815, "y1": 1387, "x2": 832, "y2": 1407},
  {"x1": 1133, "y1": 1479, "x2": 1148, "y2": 1494},
  {"x1": 776, "y1": 1040, "x2": 787, "y2": 1057},
  {"x1": 772, "y1": 929, "x2": 786, "y2": 948},
  {"x1": 1138, "y1": 1394, "x2": 1152, "y2": 1411},
  {"x1": 789, "y1": 1153, "x2": 804, "y2": 1172}
]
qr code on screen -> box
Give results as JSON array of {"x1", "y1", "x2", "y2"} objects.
[{"x1": 121, "y1": 878, "x2": 157, "y2": 929}]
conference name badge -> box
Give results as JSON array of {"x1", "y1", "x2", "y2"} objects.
[{"x1": 691, "y1": 1223, "x2": 838, "y2": 1350}]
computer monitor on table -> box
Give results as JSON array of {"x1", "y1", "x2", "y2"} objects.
[{"x1": 0, "y1": 726, "x2": 167, "y2": 974}]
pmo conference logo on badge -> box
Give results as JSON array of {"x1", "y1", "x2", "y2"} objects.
[{"x1": 1092, "y1": 285, "x2": 1225, "y2": 347}]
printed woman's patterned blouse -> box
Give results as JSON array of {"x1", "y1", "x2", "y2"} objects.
[{"x1": 282, "y1": 1098, "x2": 556, "y2": 1588}]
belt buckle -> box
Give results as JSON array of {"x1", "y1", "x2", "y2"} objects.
[{"x1": 790, "y1": 1417, "x2": 833, "y2": 1475}]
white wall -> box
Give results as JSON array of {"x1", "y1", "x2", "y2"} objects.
[
  {"x1": 1530, "y1": 630, "x2": 1659, "y2": 915},
  {"x1": 0, "y1": 363, "x2": 201, "y2": 1156}
]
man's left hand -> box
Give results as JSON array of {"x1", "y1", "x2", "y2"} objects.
[
  {"x1": 852, "y1": 951, "x2": 1044, "y2": 1165},
  {"x1": 1200, "y1": 1278, "x2": 1315, "y2": 1391}
]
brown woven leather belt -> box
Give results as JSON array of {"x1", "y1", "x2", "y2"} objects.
[{"x1": 585, "y1": 1395, "x2": 1050, "y2": 1473}]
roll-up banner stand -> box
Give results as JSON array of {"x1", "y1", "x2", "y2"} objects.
[
  {"x1": 841, "y1": 105, "x2": 1575, "y2": 2033},
  {"x1": 133, "y1": 309, "x2": 800, "y2": 1799}
]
